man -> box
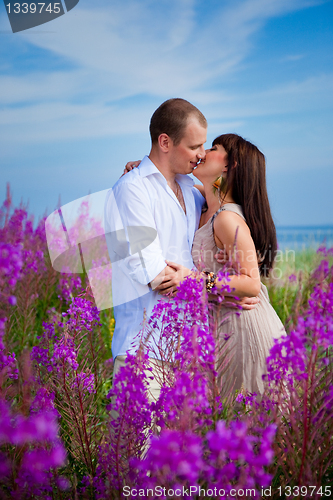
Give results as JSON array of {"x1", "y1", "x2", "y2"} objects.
[
  {"x1": 104, "y1": 98, "x2": 207, "y2": 401},
  {"x1": 105, "y1": 98, "x2": 258, "y2": 401}
]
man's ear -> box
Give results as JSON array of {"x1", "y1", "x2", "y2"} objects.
[{"x1": 158, "y1": 133, "x2": 172, "y2": 152}]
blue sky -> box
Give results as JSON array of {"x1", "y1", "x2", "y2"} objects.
[{"x1": 1, "y1": 0, "x2": 332, "y2": 226}]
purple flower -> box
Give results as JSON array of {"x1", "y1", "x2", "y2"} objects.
[
  {"x1": 205, "y1": 420, "x2": 275, "y2": 492},
  {"x1": 64, "y1": 296, "x2": 101, "y2": 333},
  {"x1": 71, "y1": 371, "x2": 96, "y2": 394},
  {"x1": 0, "y1": 395, "x2": 66, "y2": 495},
  {"x1": 133, "y1": 429, "x2": 204, "y2": 491},
  {"x1": 236, "y1": 393, "x2": 245, "y2": 403},
  {"x1": 50, "y1": 334, "x2": 79, "y2": 372},
  {"x1": 95, "y1": 347, "x2": 152, "y2": 496}
]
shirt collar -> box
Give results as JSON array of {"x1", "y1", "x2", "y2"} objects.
[
  {"x1": 138, "y1": 155, "x2": 160, "y2": 178},
  {"x1": 138, "y1": 155, "x2": 194, "y2": 187}
]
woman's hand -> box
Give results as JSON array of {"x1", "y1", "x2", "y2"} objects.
[
  {"x1": 120, "y1": 161, "x2": 141, "y2": 177},
  {"x1": 153, "y1": 260, "x2": 192, "y2": 296}
]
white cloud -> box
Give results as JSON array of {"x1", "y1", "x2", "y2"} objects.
[
  {"x1": 205, "y1": 73, "x2": 333, "y2": 120},
  {"x1": 0, "y1": 0, "x2": 328, "y2": 146},
  {"x1": 0, "y1": 101, "x2": 151, "y2": 142},
  {"x1": 0, "y1": 72, "x2": 80, "y2": 104},
  {"x1": 1, "y1": 71, "x2": 331, "y2": 146}
]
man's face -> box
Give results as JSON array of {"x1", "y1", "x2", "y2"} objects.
[{"x1": 168, "y1": 119, "x2": 207, "y2": 175}]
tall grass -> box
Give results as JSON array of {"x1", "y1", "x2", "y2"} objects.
[
  {"x1": 1, "y1": 187, "x2": 333, "y2": 499},
  {"x1": 265, "y1": 248, "x2": 324, "y2": 326}
]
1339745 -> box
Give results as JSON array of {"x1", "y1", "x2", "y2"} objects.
[
  {"x1": 6, "y1": 3, "x2": 62, "y2": 14},
  {"x1": 277, "y1": 486, "x2": 331, "y2": 497}
]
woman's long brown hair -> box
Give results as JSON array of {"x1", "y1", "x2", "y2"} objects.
[{"x1": 212, "y1": 133, "x2": 277, "y2": 276}]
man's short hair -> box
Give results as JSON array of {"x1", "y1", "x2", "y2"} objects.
[{"x1": 149, "y1": 98, "x2": 207, "y2": 146}]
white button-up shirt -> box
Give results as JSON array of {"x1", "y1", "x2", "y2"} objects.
[{"x1": 104, "y1": 155, "x2": 205, "y2": 359}]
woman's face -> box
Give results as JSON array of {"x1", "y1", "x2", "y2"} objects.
[{"x1": 193, "y1": 143, "x2": 228, "y2": 182}]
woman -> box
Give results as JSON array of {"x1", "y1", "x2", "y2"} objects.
[
  {"x1": 124, "y1": 134, "x2": 285, "y2": 396},
  {"x1": 188, "y1": 133, "x2": 285, "y2": 396}
]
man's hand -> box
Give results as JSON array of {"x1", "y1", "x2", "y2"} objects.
[
  {"x1": 214, "y1": 250, "x2": 258, "y2": 308},
  {"x1": 120, "y1": 161, "x2": 141, "y2": 177},
  {"x1": 238, "y1": 296, "x2": 260, "y2": 310},
  {"x1": 215, "y1": 249, "x2": 228, "y2": 265},
  {"x1": 153, "y1": 260, "x2": 192, "y2": 296},
  {"x1": 221, "y1": 295, "x2": 260, "y2": 310}
]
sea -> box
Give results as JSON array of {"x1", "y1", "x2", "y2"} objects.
[{"x1": 276, "y1": 226, "x2": 333, "y2": 251}]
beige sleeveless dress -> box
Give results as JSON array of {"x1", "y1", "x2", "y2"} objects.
[{"x1": 191, "y1": 203, "x2": 286, "y2": 396}]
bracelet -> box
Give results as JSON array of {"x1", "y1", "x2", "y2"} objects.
[{"x1": 205, "y1": 271, "x2": 217, "y2": 292}]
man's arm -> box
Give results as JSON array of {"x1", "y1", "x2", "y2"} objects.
[
  {"x1": 106, "y1": 180, "x2": 167, "y2": 286},
  {"x1": 149, "y1": 265, "x2": 176, "y2": 291},
  {"x1": 151, "y1": 261, "x2": 192, "y2": 294}
]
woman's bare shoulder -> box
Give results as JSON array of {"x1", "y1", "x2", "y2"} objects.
[{"x1": 214, "y1": 209, "x2": 250, "y2": 237}]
